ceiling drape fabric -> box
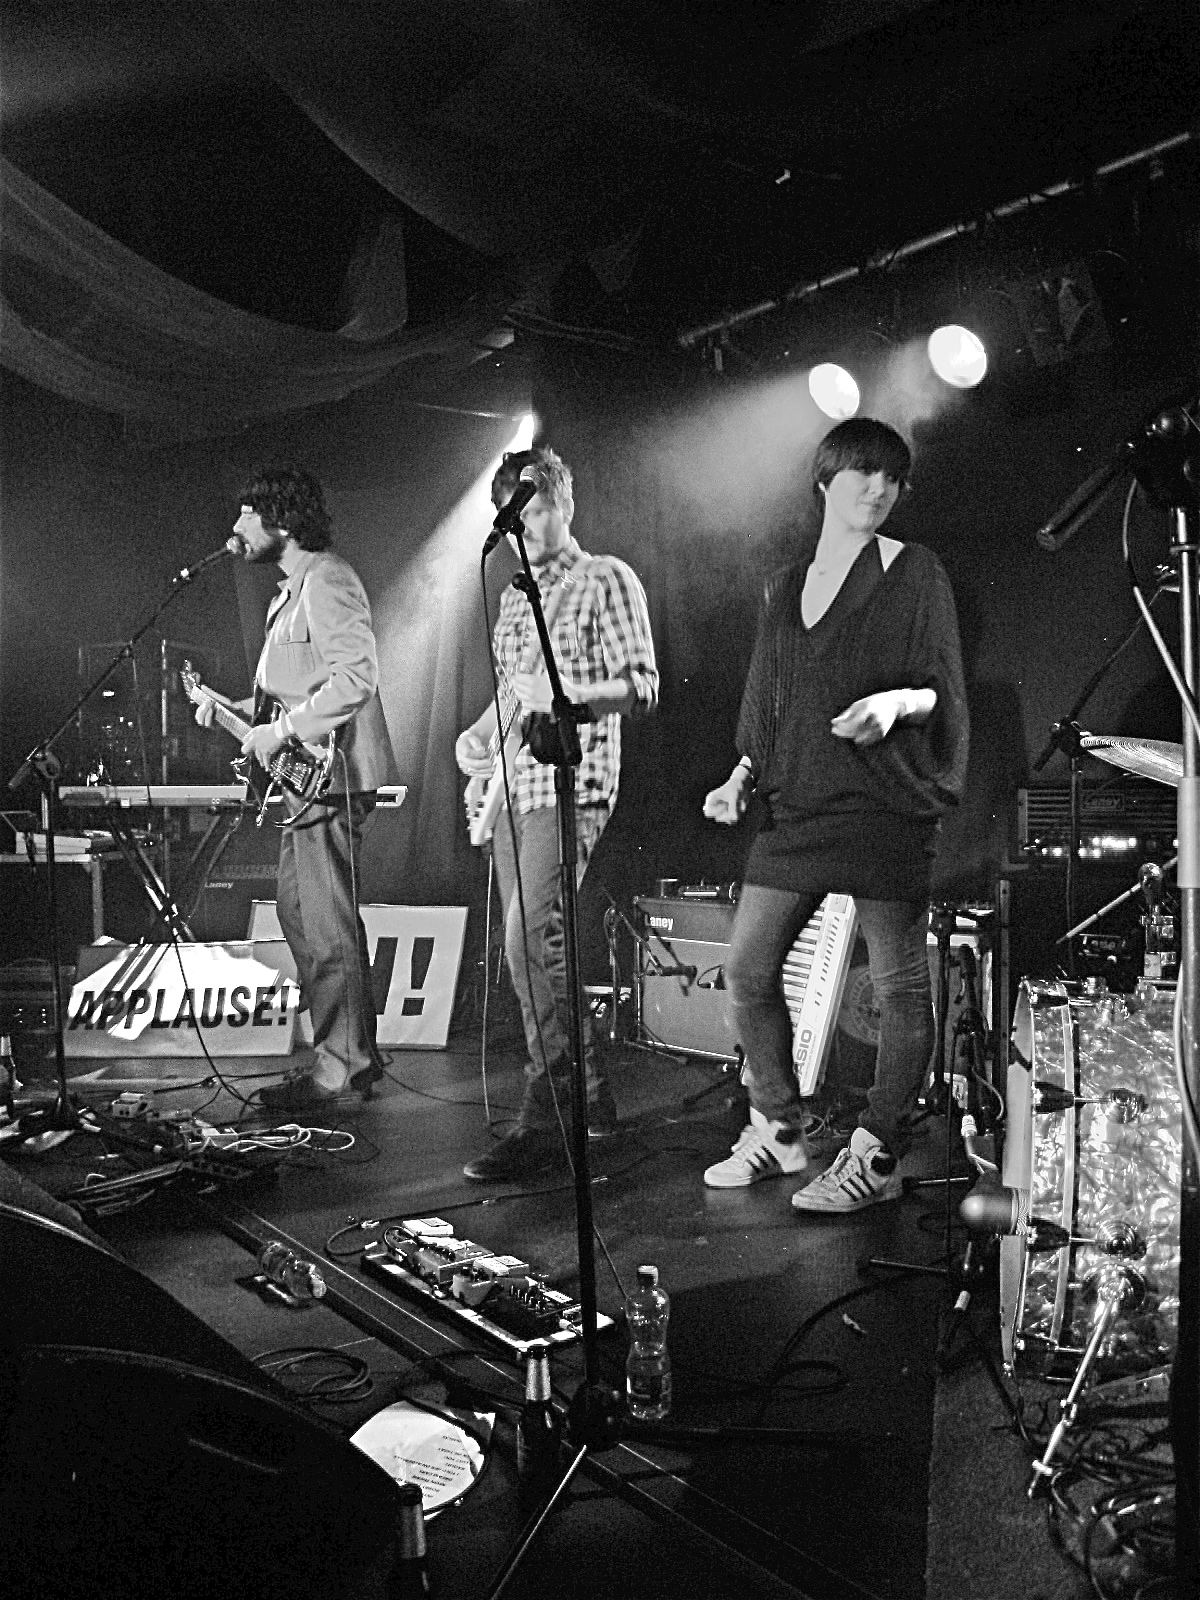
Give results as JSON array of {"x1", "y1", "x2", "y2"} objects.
[{"x1": 0, "y1": 157, "x2": 499, "y2": 437}]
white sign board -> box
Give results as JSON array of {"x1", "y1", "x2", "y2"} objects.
[
  {"x1": 66, "y1": 941, "x2": 300, "y2": 1057},
  {"x1": 248, "y1": 902, "x2": 468, "y2": 1049}
]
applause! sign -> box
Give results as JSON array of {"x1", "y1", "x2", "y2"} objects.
[{"x1": 66, "y1": 941, "x2": 300, "y2": 1057}]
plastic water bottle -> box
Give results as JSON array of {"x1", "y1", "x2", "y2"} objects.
[
  {"x1": 625, "y1": 1264, "x2": 672, "y2": 1421},
  {"x1": 257, "y1": 1240, "x2": 327, "y2": 1300},
  {"x1": 516, "y1": 1339, "x2": 562, "y2": 1505}
]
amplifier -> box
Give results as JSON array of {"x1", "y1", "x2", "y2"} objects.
[
  {"x1": 1018, "y1": 780, "x2": 1177, "y2": 862},
  {"x1": 635, "y1": 897, "x2": 737, "y2": 1060},
  {"x1": 187, "y1": 824, "x2": 281, "y2": 942}
]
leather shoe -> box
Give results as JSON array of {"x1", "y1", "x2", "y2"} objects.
[
  {"x1": 349, "y1": 1059, "x2": 386, "y2": 1099},
  {"x1": 462, "y1": 1127, "x2": 567, "y2": 1183},
  {"x1": 256, "y1": 1073, "x2": 343, "y2": 1114},
  {"x1": 586, "y1": 1082, "x2": 619, "y2": 1139}
]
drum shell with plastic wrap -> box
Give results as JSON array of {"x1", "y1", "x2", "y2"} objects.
[{"x1": 1000, "y1": 978, "x2": 1181, "y2": 1382}]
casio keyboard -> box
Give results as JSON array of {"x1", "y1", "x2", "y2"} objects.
[{"x1": 635, "y1": 891, "x2": 858, "y2": 1095}]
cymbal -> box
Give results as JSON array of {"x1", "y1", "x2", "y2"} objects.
[{"x1": 1080, "y1": 734, "x2": 1183, "y2": 787}]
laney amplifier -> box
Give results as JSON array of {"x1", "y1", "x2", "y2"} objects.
[{"x1": 635, "y1": 897, "x2": 737, "y2": 1060}]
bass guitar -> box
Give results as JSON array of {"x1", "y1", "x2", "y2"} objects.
[
  {"x1": 464, "y1": 680, "x2": 523, "y2": 847},
  {"x1": 180, "y1": 661, "x2": 337, "y2": 823}
]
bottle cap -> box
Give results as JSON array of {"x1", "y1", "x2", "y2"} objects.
[{"x1": 636, "y1": 1265, "x2": 658, "y2": 1287}]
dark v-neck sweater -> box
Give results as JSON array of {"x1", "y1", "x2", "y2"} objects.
[{"x1": 736, "y1": 539, "x2": 969, "y2": 900}]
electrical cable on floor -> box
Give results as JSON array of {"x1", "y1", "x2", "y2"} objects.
[{"x1": 253, "y1": 1345, "x2": 375, "y2": 1405}]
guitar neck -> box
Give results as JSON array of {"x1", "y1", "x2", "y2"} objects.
[{"x1": 207, "y1": 698, "x2": 253, "y2": 744}]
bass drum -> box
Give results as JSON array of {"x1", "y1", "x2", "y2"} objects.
[{"x1": 1000, "y1": 978, "x2": 1181, "y2": 1381}]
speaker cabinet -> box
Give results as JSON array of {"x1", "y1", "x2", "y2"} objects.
[
  {"x1": 187, "y1": 819, "x2": 281, "y2": 941},
  {"x1": 636, "y1": 898, "x2": 738, "y2": 1060}
]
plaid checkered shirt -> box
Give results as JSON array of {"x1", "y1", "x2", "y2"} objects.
[{"x1": 492, "y1": 540, "x2": 658, "y2": 815}]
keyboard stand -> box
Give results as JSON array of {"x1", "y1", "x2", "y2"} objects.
[{"x1": 100, "y1": 811, "x2": 195, "y2": 943}]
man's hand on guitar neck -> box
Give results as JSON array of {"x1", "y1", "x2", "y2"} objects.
[{"x1": 192, "y1": 686, "x2": 251, "y2": 729}]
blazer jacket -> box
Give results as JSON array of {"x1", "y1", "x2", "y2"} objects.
[{"x1": 256, "y1": 549, "x2": 399, "y2": 794}]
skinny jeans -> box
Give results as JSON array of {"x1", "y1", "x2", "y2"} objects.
[{"x1": 725, "y1": 884, "x2": 932, "y2": 1157}]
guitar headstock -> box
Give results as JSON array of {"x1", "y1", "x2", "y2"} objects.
[{"x1": 180, "y1": 660, "x2": 201, "y2": 699}]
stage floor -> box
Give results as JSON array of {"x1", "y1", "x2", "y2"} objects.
[{"x1": 3, "y1": 1024, "x2": 1117, "y2": 1599}]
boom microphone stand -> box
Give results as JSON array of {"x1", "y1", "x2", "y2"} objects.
[
  {"x1": 4, "y1": 543, "x2": 238, "y2": 1137},
  {"x1": 481, "y1": 506, "x2": 840, "y2": 1600}
]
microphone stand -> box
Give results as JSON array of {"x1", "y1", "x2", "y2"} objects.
[
  {"x1": 4, "y1": 558, "x2": 219, "y2": 1136},
  {"x1": 482, "y1": 532, "x2": 836, "y2": 1600}
]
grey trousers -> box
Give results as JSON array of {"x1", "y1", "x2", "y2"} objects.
[
  {"x1": 275, "y1": 791, "x2": 381, "y2": 1081},
  {"x1": 490, "y1": 801, "x2": 608, "y2": 1129}
]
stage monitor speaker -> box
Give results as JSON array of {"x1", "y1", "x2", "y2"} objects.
[{"x1": 0, "y1": 1346, "x2": 402, "y2": 1600}]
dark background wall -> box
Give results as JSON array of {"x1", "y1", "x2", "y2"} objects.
[{"x1": 0, "y1": 327, "x2": 1189, "y2": 990}]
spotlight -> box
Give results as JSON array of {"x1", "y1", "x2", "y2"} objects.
[
  {"x1": 510, "y1": 412, "x2": 537, "y2": 449},
  {"x1": 927, "y1": 325, "x2": 987, "y2": 388},
  {"x1": 808, "y1": 364, "x2": 860, "y2": 419}
]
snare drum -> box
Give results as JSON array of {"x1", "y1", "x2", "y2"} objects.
[{"x1": 1000, "y1": 978, "x2": 1181, "y2": 1380}]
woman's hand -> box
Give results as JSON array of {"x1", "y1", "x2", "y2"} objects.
[
  {"x1": 703, "y1": 766, "x2": 753, "y2": 826},
  {"x1": 832, "y1": 687, "x2": 935, "y2": 746},
  {"x1": 830, "y1": 690, "x2": 907, "y2": 746}
]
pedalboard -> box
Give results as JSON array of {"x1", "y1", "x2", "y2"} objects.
[{"x1": 360, "y1": 1217, "x2": 615, "y2": 1357}]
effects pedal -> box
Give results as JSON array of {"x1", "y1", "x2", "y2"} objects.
[{"x1": 361, "y1": 1217, "x2": 612, "y2": 1356}]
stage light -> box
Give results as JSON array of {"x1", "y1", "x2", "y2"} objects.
[
  {"x1": 808, "y1": 364, "x2": 860, "y2": 419},
  {"x1": 927, "y1": 325, "x2": 988, "y2": 388},
  {"x1": 511, "y1": 412, "x2": 537, "y2": 449}
]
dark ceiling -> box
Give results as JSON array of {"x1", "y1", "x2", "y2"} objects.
[{"x1": 3, "y1": 0, "x2": 1198, "y2": 403}]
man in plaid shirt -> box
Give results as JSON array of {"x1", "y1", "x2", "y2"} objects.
[{"x1": 456, "y1": 448, "x2": 658, "y2": 1182}]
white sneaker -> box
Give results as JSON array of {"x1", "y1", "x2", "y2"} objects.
[
  {"x1": 704, "y1": 1107, "x2": 810, "y2": 1188},
  {"x1": 790, "y1": 1128, "x2": 902, "y2": 1213}
]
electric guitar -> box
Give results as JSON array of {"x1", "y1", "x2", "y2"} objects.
[
  {"x1": 464, "y1": 680, "x2": 524, "y2": 847},
  {"x1": 464, "y1": 552, "x2": 593, "y2": 847},
  {"x1": 180, "y1": 661, "x2": 337, "y2": 820}
]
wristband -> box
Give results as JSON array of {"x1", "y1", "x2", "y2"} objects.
[{"x1": 274, "y1": 711, "x2": 294, "y2": 741}]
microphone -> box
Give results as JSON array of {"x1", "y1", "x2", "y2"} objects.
[
  {"x1": 1138, "y1": 861, "x2": 1164, "y2": 909},
  {"x1": 483, "y1": 476, "x2": 539, "y2": 556},
  {"x1": 958, "y1": 1174, "x2": 1075, "y2": 1252},
  {"x1": 1035, "y1": 453, "x2": 1130, "y2": 551},
  {"x1": 176, "y1": 536, "x2": 243, "y2": 583}
]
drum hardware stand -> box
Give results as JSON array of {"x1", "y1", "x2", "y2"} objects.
[
  {"x1": 1039, "y1": 396, "x2": 1199, "y2": 1589},
  {"x1": 2, "y1": 552, "x2": 223, "y2": 1138},
  {"x1": 1026, "y1": 1265, "x2": 1147, "y2": 1497},
  {"x1": 481, "y1": 513, "x2": 829, "y2": 1600}
]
